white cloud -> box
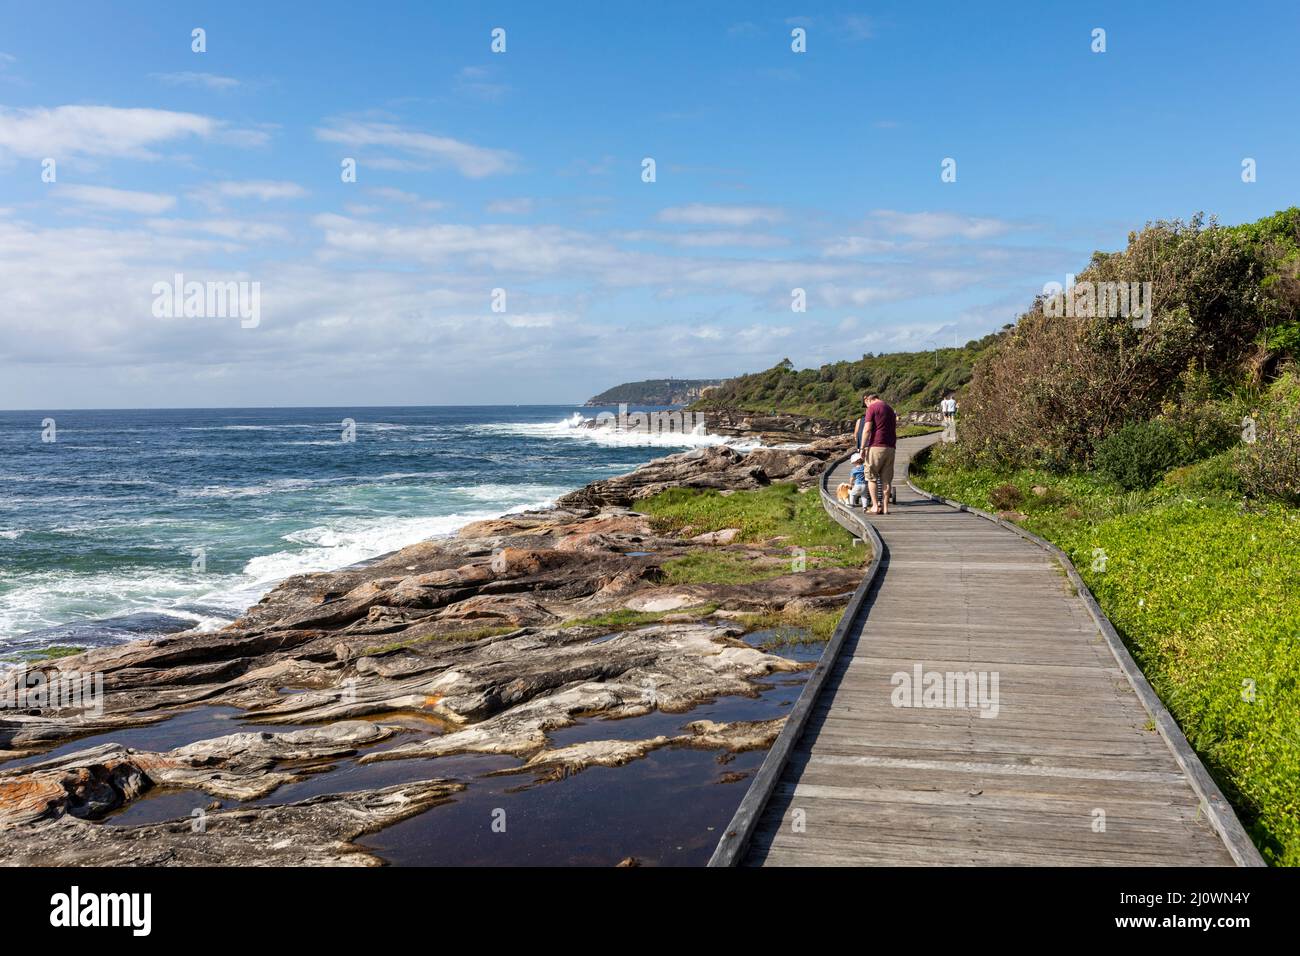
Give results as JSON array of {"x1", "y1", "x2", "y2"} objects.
[
  {"x1": 0, "y1": 105, "x2": 216, "y2": 159},
  {"x1": 820, "y1": 236, "x2": 898, "y2": 257},
  {"x1": 503, "y1": 312, "x2": 558, "y2": 328},
  {"x1": 454, "y1": 66, "x2": 509, "y2": 101},
  {"x1": 315, "y1": 120, "x2": 518, "y2": 178},
  {"x1": 149, "y1": 71, "x2": 240, "y2": 91},
  {"x1": 486, "y1": 198, "x2": 534, "y2": 215},
  {"x1": 146, "y1": 218, "x2": 292, "y2": 243},
  {"x1": 367, "y1": 186, "x2": 445, "y2": 211},
  {"x1": 619, "y1": 229, "x2": 787, "y2": 249},
  {"x1": 57, "y1": 184, "x2": 176, "y2": 215},
  {"x1": 312, "y1": 214, "x2": 632, "y2": 275},
  {"x1": 867, "y1": 210, "x2": 1016, "y2": 241},
  {"x1": 215, "y1": 180, "x2": 307, "y2": 201},
  {"x1": 656, "y1": 203, "x2": 784, "y2": 227}
]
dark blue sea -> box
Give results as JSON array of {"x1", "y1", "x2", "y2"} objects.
[{"x1": 0, "y1": 405, "x2": 749, "y2": 655}]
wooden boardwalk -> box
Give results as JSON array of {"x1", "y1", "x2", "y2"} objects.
[{"x1": 740, "y1": 434, "x2": 1255, "y2": 867}]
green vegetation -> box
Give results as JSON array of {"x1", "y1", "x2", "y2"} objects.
[
  {"x1": 915, "y1": 444, "x2": 1300, "y2": 865},
  {"x1": 1093, "y1": 420, "x2": 1185, "y2": 490},
  {"x1": 909, "y1": 206, "x2": 1300, "y2": 865},
  {"x1": 586, "y1": 377, "x2": 724, "y2": 406},
  {"x1": 639, "y1": 482, "x2": 865, "y2": 571},
  {"x1": 958, "y1": 210, "x2": 1299, "y2": 469},
  {"x1": 3, "y1": 644, "x2": 86, "y2": 663},
  {"x1": 690, "y1": 338, "x2": 998, "y2": 420},
  {"x1": 898, "y1": 424, "x2": 943, "y2": 439},
  {"x1": 658, "y1": 550, "x2": 789, "y2": 585},
  {"x1": 735, "y1": 608, "x2": 845, "y2": 646}
]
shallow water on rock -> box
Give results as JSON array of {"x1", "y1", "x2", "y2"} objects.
[
  {"x1": 22, "y1": 629, "x2": 828, "y2": 866},
  {"x1": 4, "y1": 705, "x2": 320, "y2": 771}
]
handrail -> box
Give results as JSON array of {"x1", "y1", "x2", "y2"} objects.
[
  {"x1": 707, "y1": 451, "x2": 885, "y2": 866},
  {"x1": 905, "y1": 446, "x2": 1266, "y2": 868}
]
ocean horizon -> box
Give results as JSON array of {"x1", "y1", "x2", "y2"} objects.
[{"x1": 0, "y1": 404, "x2": 753, "y2": 655}]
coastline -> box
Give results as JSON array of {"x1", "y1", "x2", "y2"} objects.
[
  {"x1": 2, "y1": 408, "x2": 772, "y2": 660},
  {"x1": 0, "y1": 431, "x2": 861, "y2": 866}
]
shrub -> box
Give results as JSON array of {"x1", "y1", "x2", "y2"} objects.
[
  {"x1": 1094, "y1": 420, "x2": 1183, "y2": 490},
  {"x1": 958, "y1": 214, "x2": 1275, "y2": 468},
  {"x1": 1159, "y1": 364, "x2": 1242, "y2": 462},
  {"x1": 1162, "y1": 450, "x2": 1244, "y2": 497},
  {"x1": 1025, "y1": 484, "x2": 1067, "y2": 509},
  {"x1": 1236, "y1": 371, "x2": 1300, "y2": 505},
  {"x1": 989, "y1": 482, "x2": 1023, "y2": 510}
]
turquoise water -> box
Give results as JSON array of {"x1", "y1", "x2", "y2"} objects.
[{"x1": 0, "y1": 405, "x2": 742, "y2": 653}]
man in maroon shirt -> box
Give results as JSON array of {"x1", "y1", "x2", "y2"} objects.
[{"x1": 854, "y1": 392, "x2": 897, "y2": 515}]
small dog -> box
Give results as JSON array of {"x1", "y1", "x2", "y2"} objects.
[{"x1": 835, "y1": 482, "x2": 853, "y2": 503}]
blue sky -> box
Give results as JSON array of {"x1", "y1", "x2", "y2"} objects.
[{"x1": 1, "y1": 0, "x2": 1297, "y2": 408}]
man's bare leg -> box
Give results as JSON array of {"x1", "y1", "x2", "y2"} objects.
[{"x1": 880, "y1": 482, "x2": 891, "y2": 514}]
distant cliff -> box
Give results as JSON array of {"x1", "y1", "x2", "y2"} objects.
[{"x1": 585, "y1": 378, "x2": 726, "y2": 407}]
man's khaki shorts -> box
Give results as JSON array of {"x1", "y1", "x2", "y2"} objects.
[{"x1": 866, "y1": 446, "x2": 896, "y2": 483}]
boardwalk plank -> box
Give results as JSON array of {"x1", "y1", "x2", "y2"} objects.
[{"x1": 740, "y1": 434, "x2": 1239, "y2": 866}]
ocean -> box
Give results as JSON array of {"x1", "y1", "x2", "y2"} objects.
[{"x1": 0, "y1": 405, "x2": 752, "y2": 656}]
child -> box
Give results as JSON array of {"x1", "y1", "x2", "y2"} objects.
[{"x1": 849, "y1": 453, "x2": 867, "y2": 507}]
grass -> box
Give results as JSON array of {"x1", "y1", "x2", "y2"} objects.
[
  {"x1": 898, "y1": 424, "x2": 943, "y2": 438},
  {"x1": 734, "y1": 607, "x2": 845, "y2": 646},
  {"x1": 639, "y1": 482, "x2": 866, "y2": 572},
  {"x1": 657, "y1": 550, "x2": 789, "y2": 585},
  {"x1": 914, "y1": 443, "x2": 1300, "y2": 866},
  {"x1": 563, "y1": 484, "x2": 860, "y2": 645}
]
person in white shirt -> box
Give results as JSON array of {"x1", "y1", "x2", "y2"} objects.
[{"x1": 941, "y1": 395, "x2": 957, "y2": 422}]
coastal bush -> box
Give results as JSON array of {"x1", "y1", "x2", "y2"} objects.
[
  {"x1": 1161, "y1": 450, "x2": 1243, "y2": 498},
  {"x1": 988, "y1": 482, "x2": 1023, "y2": 510},
  {"x1": 959, "y1": 214, "x2": 1277, "y2": 467},
  {"x1": 1236, "y1": 371, "x2": 1300, "y2": 506},
  {"x1": 690, "y1": 335, "x2": 1000, "y2": 420},
  {"x1": 1159, "y1": 365, "x2": 1242, "y2": 462},
  {"x1": 1093, "y1": 420, "x2": 1183, "y2": 490},
  {"x1": 913, "y1": 447, "x2": 1300, "y2": 865}
]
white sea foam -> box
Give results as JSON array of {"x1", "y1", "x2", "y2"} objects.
[
  {"x1": 241, "y1": 497, "x2": 558, "y2": 585},
  {"x1": 0, "y1": 568, "x2": 239, "y2": 642},
  {"x1": 481, "y1": 413, "x2": 763, "y2": 450}
]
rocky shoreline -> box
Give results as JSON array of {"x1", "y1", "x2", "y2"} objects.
[{"x1": 0, "y1": 436, "x2": 857, "y2": 866}]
